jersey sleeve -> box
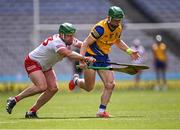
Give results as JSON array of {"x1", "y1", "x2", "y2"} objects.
[{"x1": 90, "y1": 25, "x2": 104, "y2": 39}]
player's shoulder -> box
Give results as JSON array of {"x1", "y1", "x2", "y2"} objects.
[
  {"x1": 97, "y1": 19, "x2": 106, "y2": 25},
  {"x1": 52, "y1": 34, "x2": 64, "y2": 44},
  {"x1": 51, "y1": 34, "x2": 67, "y2": 51},
  {"x1": 139, "y1": 46, "x2": 145, "y2": 53},
  {"x1": 93, "y1": 25, "x2": 104, "y2": 34},
  {"x1": 94, "y1": 19, "x2": 107, "y2": 29},
  {"x1": 161, "y1": 42, "x2": 166, "y2": 46},
  {"x1": 160, "y1": 42, "x2": 166, "y2": 49},
  {"x1": 46, "y1": 34, "x2": 66, "y2": 48},
  {"x1": 52, "y1": 34, "x2": 60, "y2": 41},
  {"x1": 91, "y1": 21, "x2": 105, "y2": 39}
]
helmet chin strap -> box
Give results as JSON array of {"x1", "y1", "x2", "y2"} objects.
[
  {"x1": 107, "y1": 17, "x2": 112, "y2": 23},
  {"x1": 107, "y1": 17, "x2": 118, "y2": 30}
]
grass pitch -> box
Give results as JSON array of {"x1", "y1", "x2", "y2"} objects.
[{"x1": 0, "y1": 89, "x2": 180, "y2": 129}]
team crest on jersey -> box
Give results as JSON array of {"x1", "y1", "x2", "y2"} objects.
[{"x1": 109, "y1": 34, "x2": 114, "y2": 39}]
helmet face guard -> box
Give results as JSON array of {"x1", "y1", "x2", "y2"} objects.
[
  {"x1": 59, "y1": 23, "x2": 76, "y2": 35},
  {"x1": 108, "y1": 6, "x2": 124, "y2": 20}
]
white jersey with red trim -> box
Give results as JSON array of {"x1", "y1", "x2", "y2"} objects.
[{"x1": 29, "y1": 34, "x2": 67, "y2": 71}]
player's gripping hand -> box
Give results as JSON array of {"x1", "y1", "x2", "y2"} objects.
[
  {"x1": 79, "y1": 61, "x2": 87, "y2": 69},
  {"x1": 126, "y1": 48, "x2": 140, "y2": 60},
  {"x1": 79, "y1": 56, "x2": 96, "y2": 69},
  {"x1": 84, "y1": 56, "x2": 96, "y2": 64},
  {"x1": 130, "y1": 51, "x2": 140, "y2": 60}
]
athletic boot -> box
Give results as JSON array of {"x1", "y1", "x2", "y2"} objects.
[
  {"x1": 6, "y1": 97, "x2": 16, "y2": 114},
  {"x1": 25, "y1": 111, "x2": 39, "y2": 118},
  {"x1": 96, "y1": 111, "x2": 111, "y2": 118},
  {"x1": 69, "y1": 74, "x2": 79, "y2": 91}
]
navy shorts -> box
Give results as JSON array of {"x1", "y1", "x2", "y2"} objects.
[
  {"x1": 85, "y1": 52, "x2": 111, "y2": 67},
  {"x1": 155, "y1": 60, "x2": 166, "y2": 69}
]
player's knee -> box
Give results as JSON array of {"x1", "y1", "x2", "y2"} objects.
[
  {"x1": 105, "y1": 82, "x2": 115, "y2": 90},
  {"x1": 49, "y1": 87, "x2": 58, "y2": 93},
  {"x1": 39, "y1": 85, "x2": 48, "y2": 92},
  {"x1": 37, "y1": 82, "x2": 47, "y2": 92},
  {"x1": 84, "y1": 83, "x2": 94, "y2": 92},
  {"x1": 85, "y1": 87, "x2": 93, "y2": 92}
]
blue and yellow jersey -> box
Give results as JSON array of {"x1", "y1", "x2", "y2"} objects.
[
  {"x1": 152, "y1": 42, "x2": 167, "y2": 62},
  {"x1": 87, "y1": 19, "x2": 122, "y2": 55}
]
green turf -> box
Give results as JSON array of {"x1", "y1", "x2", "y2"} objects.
[{"x1": 0, "y1": 90, "x2": 180, "y2": 129}]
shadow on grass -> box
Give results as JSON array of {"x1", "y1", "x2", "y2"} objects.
[{"x1": 17, "y1": 115, "x2": 144, "y2": 120}]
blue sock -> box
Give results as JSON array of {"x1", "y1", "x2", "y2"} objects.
[
  {"x1": 99, "y1": 104, "x2": 106, "y2": 113},
  {"x1": 99, "y1": 104, "x2": 106, "y2": 109}
]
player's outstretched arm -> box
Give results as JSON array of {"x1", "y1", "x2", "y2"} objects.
[
  {"x1": 115, "y1": 39, "x2": 130, "y2": 51},
  {"x1": 57, "y1": 47, "x2": 95, "y2": 63},
  {"x1": 115, "y1": 39, "x2": 140, "y2": 60},
  {"x1": 78, "y1": 35, "x2": 97, "y2": 68}
]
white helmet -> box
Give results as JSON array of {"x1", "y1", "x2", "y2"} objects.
[{"x1": 156, "y1": 35, "x2": 162, "y2": 42}]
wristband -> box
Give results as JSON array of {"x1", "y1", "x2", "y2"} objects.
[{"x1": 126, "y1": 48, "x2": 133, "y2": 55}]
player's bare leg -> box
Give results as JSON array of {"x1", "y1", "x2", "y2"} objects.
[
  {"x1": 69, "y1": 69, "x2": 96, "y2": 92},
  {"x1": 154, "y1": 68, "x2": 160, "y2": 91},
  {"x1": 134, "y1": 71, "x2": 141, "y2": 89},
  {"x1": 6, "y1": 70, "x2": 47, "y2": 114},
  {"x1": 29, "y1": 70, "x2": 58, "y2": 112},
  {"x1": 78, "y1": 69, "x2": 96, "y2": 91},
  {"x1": 96, "y1": 70, "x2": 115, "y2": 118},
  {"x1": 17, "y1": 71, "x2": 47, "y2": 100},
  {"x1": 162, "y1": 68, "x2": 167, "y2": 90}
]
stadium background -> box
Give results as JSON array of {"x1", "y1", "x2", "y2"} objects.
[
  {"x1": 0, "y1": 0, "x2": 180, "y2": 90},
  {"x1": 1, "y1": 0, "x2": 180, "y2": 129}
]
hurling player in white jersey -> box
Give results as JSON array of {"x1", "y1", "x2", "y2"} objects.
[
  {"x1": 6, "y1": 23, "x2": 95, "y2": 118},
  {"x1": 131, "y1": 39, "x2": 147, "y2": 88}
]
